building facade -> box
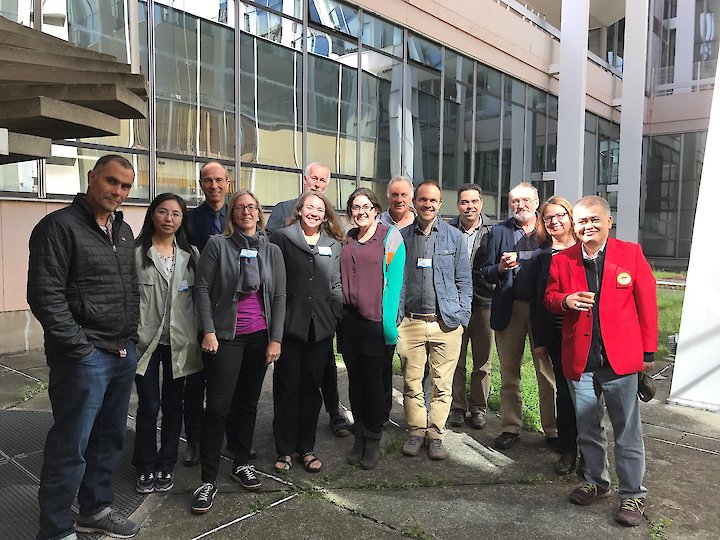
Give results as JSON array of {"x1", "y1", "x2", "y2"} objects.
[{"x1": 0, "y1": 0, "x2": 714, "y2": 352}]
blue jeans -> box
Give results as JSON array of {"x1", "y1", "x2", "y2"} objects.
[
  {"x1": 568, "y1": 371, "x2": 646, "y2": 500},
  {"x1": 37, "y1": 345, "x2": 137, "y2": 540}
]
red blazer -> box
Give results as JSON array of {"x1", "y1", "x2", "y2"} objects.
[{"x1": 544, "y1": 238, "x2": 658, "y2": 381}]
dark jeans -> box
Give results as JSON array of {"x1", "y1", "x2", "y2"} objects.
[
  {"x1": 273, "y1": 336, "x2": 332, "y2": 456},
  {"x1": 183, "y1": 369, "x2": 205, "y2": 443},
  {"x1": 383, "y1": 346, "x2": 395, "y2": 423},
  {"x1": 132, "y1": 345, "x2": 185, "y2": 475},
  {"x1": 549, "y1": 336, "x2": 578, "y2": 454},
  {"x1": 321, "y1": 347, "x2": 340, "y2": 416},
  {"x1": 37, "y1": 345, "x2": 137, "y2": 540},
  {"x1": 200, "y1": 331, "x2": 268, "y2": 483},
  {"x1": 345, "y1": 350, "x2": 389, "y2": 434}
]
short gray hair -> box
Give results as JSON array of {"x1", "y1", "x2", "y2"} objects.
[
  {"x1": 508, "y1": 181, "x2": 538, "y2": 200},
  {"x1": 386, "y1": 176, "x2": 414, "y2": 197},
  {"x1": 304, "y1": 162, "x2": 331, "y2": 179}
]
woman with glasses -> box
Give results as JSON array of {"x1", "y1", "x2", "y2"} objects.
[
  {"x1": 527, "y1": 196, "x2": 579, "y2": 475},
  {"x1": 270, "y1": 190, "x2": 344, "y2": 474},
  {"x1": 339, "y1": 188, "x2": 405, "y2": 469},
  {"x1": 191, "y1": 190, "x2": 286, "y2": 514},
  {"x1": 133, "y1": 193, "x2": 202, "y2": 495}
]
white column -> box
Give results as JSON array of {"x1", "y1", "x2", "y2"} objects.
[
  {"x1": 673, "y1": 0, "x2": 696, "y2": 92},
  {"x1": 616, "y1": 0, "x2": 649, "y2": 242},
  {"x1": 668, "y1": 62, "x2": 720, "y2": 412},
  {"x1": 555, "y1": 0, "x2": 589, "y2": 202}
]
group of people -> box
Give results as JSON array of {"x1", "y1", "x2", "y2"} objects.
[{"x1": 27, "y1": 155, "x2": 657, "y2": 540}]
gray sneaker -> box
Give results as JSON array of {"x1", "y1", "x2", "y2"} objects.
[
  {"x1": 427, "y1": 439, "x2": 449, "y2": 460},
  {"x1": 401, "y1": 435, "x2": 425, "y2": 457},
  {"x1": 74, "y1": 508, "x2": 139, "y2": 539}
]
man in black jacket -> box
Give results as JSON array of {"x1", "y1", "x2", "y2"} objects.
[
  {"x1": 27, "y1": 155, "x2": 141, "y2": 540},
  {"x1": 448, "y1": 184, "x2": 495, "y2": 430}
]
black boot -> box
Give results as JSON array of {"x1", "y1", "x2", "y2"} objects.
[
  {"x1": 346, "y1": 423, "x2": 365, "y2": 466},
  {"x1": 360, "y1": 429, "x2": 381, "y2": 470}
]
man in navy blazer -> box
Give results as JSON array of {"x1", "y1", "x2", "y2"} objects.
[{"x1": 481, "y1": 182, "x2": 556, "y2": 450}]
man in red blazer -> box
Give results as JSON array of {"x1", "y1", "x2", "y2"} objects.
[{"x1": 545, "y1": 195, "x2": 657, "y2": 527}]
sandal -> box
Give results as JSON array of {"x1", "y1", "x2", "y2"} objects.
[
  {"x1": 301, "y1": 452, "x2": 322, "y2": 473},
  {"x1": 274, "y1": 455, "x2": 292, "y2": 473},
  {"x1": 330, "y1": 414, "x2": 351, "y2": 437}
]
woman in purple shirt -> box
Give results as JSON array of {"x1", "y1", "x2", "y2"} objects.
[
  {"x1": 339, "y1": 188, "x2": 406, "y2": 469},
  {"x1": 191, "y1": 190, "x2": 286, "y2": 514}
]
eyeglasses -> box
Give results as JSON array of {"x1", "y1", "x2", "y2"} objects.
[
  {"x1": 351, "y1": 204, "x2": 375, "y2": 213},
  {"x1": 543, "y1": 211, "x2": 568, "y2": 224},
  {"x1": 511, "y1": 197, "x2": 538, "y2": 206},
  {"x1": 233, "y1": 204, "x2": 258, "y2": 213},
  {"x1": 155, "y1": 208, "x2": 182, "y2": 220}
]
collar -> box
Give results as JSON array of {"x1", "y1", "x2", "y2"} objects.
[
  {"x1": 459, "y1": 219, "x2": 481, "y2": 234},
  {"x1": 200, "y1": 202, "x2": 227, "y2": 217},
  {"x1": 582, "y1": 240, "x2": 607, "y2": 260},
  {"x1": 413, "y1": 217, "x2": 439, "y2": 235}
]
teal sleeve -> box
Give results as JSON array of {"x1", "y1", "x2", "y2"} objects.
[{"x1": 382, "y1": 228, "x2": 406, "y2": 345}]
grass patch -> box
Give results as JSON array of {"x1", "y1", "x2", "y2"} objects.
[
  {"x1": 381, "y1": 432, "x2": 405, "y2": 457},
  {"x1": 19, "y1": 381, "x2": 48, "y2": 402},
  {"x1": 657, "y1": 288, "x2": 684, "y2": 357},
  {"x1": 415, "y1": 472, "x2": 451, "y2": 488},
  {"x1": 650, "y1": 516, "x2": 672, "y2": 540},
  {"x1": 247, "y1": 499, "x2": 268, "y2": 513}
]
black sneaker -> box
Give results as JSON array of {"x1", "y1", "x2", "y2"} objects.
[
  {"x1": 154, "y1": 471, "x2": 174, "y2": 492},
  {"x1": 191, "y1": 483, "x2": 217, "y2": 514},
  {"x1": 231, "y1": 464, "x2": 262, "y2": 491},
  {"x1": 74, "y1": 508, "x2": 140, "y2": 538},
  {"x1": 135, "y1": 472, "x2": 155, "y2": 494}
]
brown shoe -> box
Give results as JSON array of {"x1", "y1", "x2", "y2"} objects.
[
  {"x1": 401, "y1": 435, "x2": 424, "y2": 457},
  {"x1": 615, "y1": 498, "x2": 645, "y2": 527},
  {"x1": 427, "y1": 439, "x2": 448, "y2": 460},
  {"x1": 470, "y1": 412, "x2": 487, "y2": 429},
  {"x1": 568, "y1": 482, "x2": 612, "y2": 505}
]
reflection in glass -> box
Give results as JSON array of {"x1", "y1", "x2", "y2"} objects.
[
  {"x1": 45, "y1": 145, "x2": 150, "y2": 200},
  {"x1": 443, "y1": 81, "x2": 473, "y2": 189},
  {"x1": 598, "y1": 118, "x2": 620, "y2": 185},
  {"x1": 200, "y1": 20, "x2": 235, "y2": 159},
  {"x1": 238, "y1": 167, "x2": 301, "y2": 207},
  {"x1": 407, "y1": 64, "x2": 440, "y2": 181},
  {"x1": 67, "y1": 0, "x2": 128, "y2": 62},
  {"x1": 247, "y1": 0, "x2": 301, "y2": 19},
  {"x1": 407, "y1": 33, "x2": 442, "y2": 70},
  {"x1": 309, "y1": 0, "x2": 360, "y2": 38},
  {"x1": 643, "y1": 135, "x2": 680, "y2": 257},
  {"x1": 240, "y1": 2, "x2": 302, "y2": 49},
  {"x1": 501, "y1": 80, "x2": 526, "y2": 219},
  {"x1": 156, "y1": 158, "x2": 199, "y2": 203},
  {"x1": 362, "y1": 12, "x2": 402, "y2": 57},
  {"x1": 0, "y1": 161, "x2": 38, "y2": 193},
  {"x1": 475, "y1": 91, "x2": 501, "y2": 216}
]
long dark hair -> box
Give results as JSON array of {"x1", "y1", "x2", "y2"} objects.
[
  {"x1": 136, "y1": 193, "x2": 196, "y2": 270},
  {"x1": 346, "y1": 187, "x2": 383, "y2": 216},
  {"x1": 287, "y1": 190, "x2": 345, "y2": 242}
]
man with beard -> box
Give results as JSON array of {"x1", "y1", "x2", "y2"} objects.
[{"x1": 481, "y1": 182, "x2": 557, "y2": 450}]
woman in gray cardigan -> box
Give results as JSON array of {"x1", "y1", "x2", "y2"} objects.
[
  {"x1": 133, "y1": 193, "x2": 202, "y2": 495},
  {"x1": 270, "y1": 191, "x2": 344, "y2": 474},
  {"x1": 191, "y1": 190, "x2": 286, "y2": 514}
]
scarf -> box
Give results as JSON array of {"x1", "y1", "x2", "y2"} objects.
[{"x1": 229, "y1": 229, "x2": 268, "y2": 295}]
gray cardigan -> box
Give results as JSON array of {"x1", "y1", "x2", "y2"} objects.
[{"x1": 195, "y1": 232, "x2": 286, "y2": 342}]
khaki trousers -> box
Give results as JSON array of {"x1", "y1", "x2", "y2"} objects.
[
  {"x1": 451, "y1": 308, "x2": 493, "y2": 414},
  {"x1": 494, "y1": 300, "x2": 557, "y2": 436},
  {"x1": 397, "y1": 317, "x2": 463, "y2": 440}
]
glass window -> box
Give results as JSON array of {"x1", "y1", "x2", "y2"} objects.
[
  {"x1": 406, "y1": 64, "x2": 441, "y2": 181},
  {"x1": 45, "y1": 145, "x2": 150, "y2": 200},
  {"x1": 475, "y1": 89, "x2": 501, "y2": 215},
  {"x1": 240, "y1": 2, "x2": 302, "y2": 48},
  {"x1": 200, "y1": 20, "x2": 235, "y2": 159},
  {"x1": 407, "y1": 33, "x2": 442, "y2": 71},
  {"x1": 249, "y1": 0, "x2": 302, "y2": 20},
  {"x1": 156, "y1": 158, "x2": 200, "y2": 204},
  {"x1": 678, "y1": 131, "x2": 706, "y2": 257},
  {"x1": 239, "y1": 167, "x2": 301, "y2": 207},
  {"x1": 0, "y1": 161, "x2": 39, "y2": 194},
  {"x1": 501, "y1": 79, "x2": 526, "y2": 219},
  {"x1": 583, "y1": 114, "x2": 598, "y2": 195},
  {"x1": 362, "y1": 12, "x2": 402, "y2": 57},
  {"x1": 443, "y1": 81, "x2": 473, "y2": 189},
  {"x1": 598, "y1": 118, "x2": 620, "y2": 185},
  {"x1": 359, "y1": 51, "x2": 403, "y2": 180},
  {"x1": 67, "y1": 0, "x2": 128, "y2": 63},
  {"x1": 642, "y1": 135, "x2": 680, "y2": 257},
  {"x1": 445, "y1": 51, "x2": 473, "y2": 84},
  {"x1": 309, "y1": 0, "x2": 361, "y2": 39},
  {"x1": 477, "y1": 64, "x2": 503, "y2": 97},
  {"x1": 694, "y1": 0, "x2": 720, "y2": 79},
  {"x1": 240, "y1": 36, "x2": 303, "y2": 168}
]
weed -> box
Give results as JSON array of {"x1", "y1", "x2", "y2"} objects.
[
  {"x1": 415, "y1": 473, "x2": 450, "y2": 488},
  {"x1": 518, "y1": 472, "x2": 548, "y2": 484},
  {"x1": 356, "y1": 478, "x2": 416, "y2": 491},
  {"x1": 650, "y1": 516, "x2": 672, "y2": 540},
  {"x1": 247, "y1": 499, "x2": 268, "y2": 513},
  {"x1": 20, "y1": 381, "x2": 48, "y2": 402},
  {"x1": 380, "y1": 433, "x2": 404, "y2": 457},
  {"x1": 401, "y1": 524, "x2": 434, "y2": 539}
]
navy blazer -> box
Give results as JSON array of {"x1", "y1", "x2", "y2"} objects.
[
  {"x1": 480, "y1": 216, "x2": 538, "y2": 331},
  {"x1": 189, "y1": 203, "x2": 227, "y2": 253},
  {"x1": 525, "y1": 247, "x2": 556, "y2": 348},
  {"x1": 265, "y1": 198, "x2": 297, "y2": 236}
]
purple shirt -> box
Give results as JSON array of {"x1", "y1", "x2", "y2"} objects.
[
  {"x1": 235, "y1": 290, "x2": 267, "y2": 336},
  {"x1": 340, "y1": 224, "x2": 388, "y2": 322}
]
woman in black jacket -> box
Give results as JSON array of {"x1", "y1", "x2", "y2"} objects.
[
  {"x1": 527, "y1": 196, "x2": 579, "y2": 475},
  {"x1": 270, "y1": 190, "x2": 344, "y2": 474},
  {"x1": 190, "y1": 189, "x2": 286, "y2": 514}
]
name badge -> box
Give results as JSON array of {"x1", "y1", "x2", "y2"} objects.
[
  {"x1": 518, "y1": 250, "x2": 533, "y2": 260},
  {"x1": 318, "y1": 246, "x2": 333, "y2": 256},
  {"x1": 417, "y1": 258, "x2": 432, "y2": 268},
  {"x1": 178, "y1": 279, "x2": 189, "y2": 292},
  {"x1": 240, "y1": 249, "x2": 258, "y2": 258}
]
